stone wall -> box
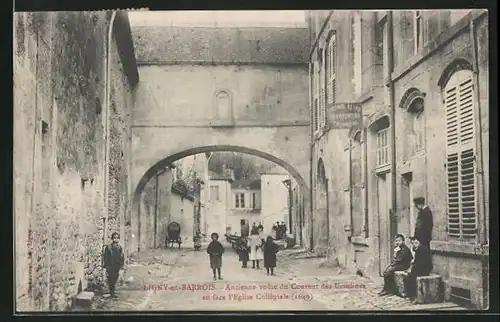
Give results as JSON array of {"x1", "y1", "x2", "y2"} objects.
[{"x1": 14, "y1": 11, "x2": 136, "y2": 311}]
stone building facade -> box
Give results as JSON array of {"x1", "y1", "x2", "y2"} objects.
[
  {"x1": 138, "y1": 165, "x2": 200, "y2": 250},
  {"x1": 14, "y1": 11, "x2": 138, "y2": 311},
  {"x1": 307, "y1": 10, "x2": 489, "y2": 308}
]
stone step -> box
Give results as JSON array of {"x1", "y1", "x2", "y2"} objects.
[{"x1": 73, "y1": 291, "x2": 95, "y2": 309}]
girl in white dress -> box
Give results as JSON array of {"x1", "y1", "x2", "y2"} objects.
[{"x1": 248, "y1": 229, "x2": 264, "y2": 269}]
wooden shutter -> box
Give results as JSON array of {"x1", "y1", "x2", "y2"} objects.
[
  {"x1": 328, "y1": 35, "x2": 336, "y2": 104},
  {"x1": 445, "y1": 74, "x2": 476, "y2": 239}
]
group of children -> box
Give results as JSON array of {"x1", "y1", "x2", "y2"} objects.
[{"x1": 206, "y1": 228, "x2": 280, "y2": 280}]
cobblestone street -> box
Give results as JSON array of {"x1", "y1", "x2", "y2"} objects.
[{"x1": 91, "y1": 244, "x2": 464, "y2": 311}]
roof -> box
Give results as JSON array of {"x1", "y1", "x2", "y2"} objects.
[
  {"x1": 208, "y1": 170, "x2": 233, "y2": 181},
  {"x1": 260, "y1": 165, "x2": 289, "y2": 175},
  {"x1": 171, "y1": 180, "x2": 195, "y2": 201},
  {"x1": 131, "y1": 26, "x2": 310, "y2": 65},
  {"x1": 231, "y1": 179, "x2": 261, "y2": 190}
]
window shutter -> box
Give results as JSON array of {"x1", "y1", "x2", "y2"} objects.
[
  {"x1": 445, "y1": 74, "x2": 476, "y2": 239},
  {"x1": 328, "y1": 36, "x2": 336, "y2": 104}
]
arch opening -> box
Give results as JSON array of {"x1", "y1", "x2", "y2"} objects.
[
  {"x1": 134, "y1": 145, "x2": 308, "y2": 204},
  {"x1": 131, "y1": 144, "x2": 310, "y2": 253}
]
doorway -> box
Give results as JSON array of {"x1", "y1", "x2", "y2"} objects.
[
  {"x1": 377, "y1": 173, "x2": 391, "y2": 275},
  {"x1": 402, "y1": 173, "x2": 415, "y2": 241}
]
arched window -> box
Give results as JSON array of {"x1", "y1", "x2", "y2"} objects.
[
  {"x1": 215, "y1": 90, "x2": 232, "y2": 120},
  {"x1": 400, "y1": 88, "x2": 426, "y2": 157},
  {"x1": 443, "y1": 68, "x2": 476, "y2": 239}
]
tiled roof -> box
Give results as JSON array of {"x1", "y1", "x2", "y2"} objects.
[
  {"x1": 131, "y1": 26, "x2": 310, "y2": 64},
  {"x1": 171, "y1": 180, "x2": 195, "y2": 201},
  {"x1": 209, "y1": 170, "x2": 233, "y2": 181},
  {"x1": 231, "y1": 179, "x2": 261, "y2": 190}
]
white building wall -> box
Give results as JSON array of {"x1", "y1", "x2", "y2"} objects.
[{"x1": 260, "y1": 174, "x2": 290, "y2": 235}]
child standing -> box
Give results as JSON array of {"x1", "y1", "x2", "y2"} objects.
[
  {"x1": 207, "y1": 232, "x2": 225, "y2": 280},
  {"x1": 103, "y1": 232, "x2": 125, "y2": 298},
  {"x1": 237, "y1": 237, "x2": 250, "y2": 268},
  {"x1": 249, "y1": 230, "x2": 264, "y2": 269},
  {"x1": 263, "y1": 236, "x2": 279, "y2": 275}
]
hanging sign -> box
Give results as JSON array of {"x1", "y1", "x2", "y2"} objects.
[{"x1": 328, "y1": 103, "x2": 363, "y2": 129}]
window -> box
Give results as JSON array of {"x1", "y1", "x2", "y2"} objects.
[
  {"x1": 414, "y1": 11, "x2": 423, "y2": 54},
  {"x1": 413, "y1": 111, "x2": 425, "y2": 151},
  {"x1": 252, "y1": 193, "x2": 257, "y2": 209},
  {"x1": 312, "y1": 61, "x2": 320, "y2": 133},
  {"x1": 445, "y1": 70, "x2": 476, "y2": 239},
  {"x1": 215, "y1": 90, "x2": 231, "y2": 119},
  {"x1": 235, "y1": 193, "x2": 245, "y2": 208},
  {"x1": 327, "y1": 33, "x2": 337, "y2": 105},
  {"x1": 376, "y1": 128, "x2": 390, "y2": 167},
  {"x1": 319, "y1": 49, "x2": 326, "y2": 128},
  {"x1": 353, "y1": 14, "x2": 362, "y2": 96},
  {"x1": 210, "y1": 186, "x2": 220, "y2": 201}
]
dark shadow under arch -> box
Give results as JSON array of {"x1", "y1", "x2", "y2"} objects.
[
  {"x1": 437, "y1": 58, "x2": 473, "y2": 88},
  {"x1": 133, "y1": 145, "x2": 309, "y2": 205}
]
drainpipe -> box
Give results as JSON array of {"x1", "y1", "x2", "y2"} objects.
[
  {"x1": 387, "y1": 11, "x2": 397, "y2": 258},
  {"x1": 363, "y1": 128, "x2": 369, "y2": 238},
  {"x1": 308, "y1": 60, "x2": 314, "y2": 251},
  {"x1": 103, "y1": 11, "x2": 117, "y2": 259},
  {"x1": 469, "y1": 20, "x2": 487, "y2": 246}
]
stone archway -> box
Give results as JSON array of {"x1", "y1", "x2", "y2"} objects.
[
  {"x1": 130, "y1": 145, "x2": 310, "y2": 253},
  {"x1": 315, "y1": 158, "x2": 329, "y2": 255}
]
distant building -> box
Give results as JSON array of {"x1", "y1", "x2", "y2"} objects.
[
  {"x1": 260, "y1": 166, "x2": 292, "y2": 235},
  {"x1": 228, "y1": 179, "x2": 262, "y2": 234},
  {"x1": 140, "y1": 164, "x2": 202, "y2": 248},
  {"x1": 204, "y1": 167, "x2": 235, "y2": 237}
]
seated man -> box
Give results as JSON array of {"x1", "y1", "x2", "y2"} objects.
[
  {"x1": 402, "y1": 236, "x2": 433, "y2": 301},
  {"x1": 378, "y1": 234, "x2": 413, "y2": 296}
]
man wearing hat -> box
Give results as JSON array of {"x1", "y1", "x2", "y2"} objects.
[{"x1": 413, "y1": 197, "x2": 433, "y2": 247}]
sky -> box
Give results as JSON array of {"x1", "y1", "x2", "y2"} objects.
[{"x1": 128, "y1": 10, "x2": 307, "y2": 27}]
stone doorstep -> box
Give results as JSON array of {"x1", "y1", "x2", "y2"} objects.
[{"x1": 73, "y1": 291, "x2": 95, "y2": 309}]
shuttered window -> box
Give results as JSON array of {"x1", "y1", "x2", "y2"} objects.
[
  {"x1": 313, "y1": 61, "x2": 320, "y2": 133},
  {"x1": 327, "y1": 34, "x2": 336, "y2": 105},
  {"x1": 445, "y1": 70, "x2": 476, "y2": 239},
  {"x1": 319, "y1": 49, "x2": 326, "y2": 129}
]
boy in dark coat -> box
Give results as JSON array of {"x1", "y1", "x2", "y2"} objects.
[
  {"x1": 103, "y1": 232, "x2": 125, "y2": 298},
  {"x1": 402, "y1": 237, "x2": 433, "y2": 301},
  {"x1": 263, "y1": 236, "x2": 279, "y2": 276},
  {"x1": 237, "y1": 237, "x2": 250, "y2": 268},
  {"x1": 413, "y1": 197, "x2": 433, "y2": 246},
  {"x1": 207, "y1": 232, "x2": 225, "y2": 280},
  {"x1": 378, "y1": 234, "x2": 413, "y2": 296}
]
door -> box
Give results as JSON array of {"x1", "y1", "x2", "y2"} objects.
[{"x1": 377, "y1": 174, "x2": 391, "y2": 275}]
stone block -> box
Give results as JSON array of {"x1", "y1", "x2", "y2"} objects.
[
  {"x1": 73, "y1": 291, "x2": 95, "y2": 309},
  {"x1": 394, "y1": 271, "x2": 406, "y2": 296},
  {"x1": 415, "y1": 274, "x2": 444, "y2": 304}
]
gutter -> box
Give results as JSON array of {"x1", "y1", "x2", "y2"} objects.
[
  {"x1": 308, "y1": 56, "x2": 314, "y2": 251},
  {"x1": 469, "y1": 20, "x2": 487, "y2": 246},
  {"x1": 387, "y1": 11, "x2": 397, "y2": 263}
]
